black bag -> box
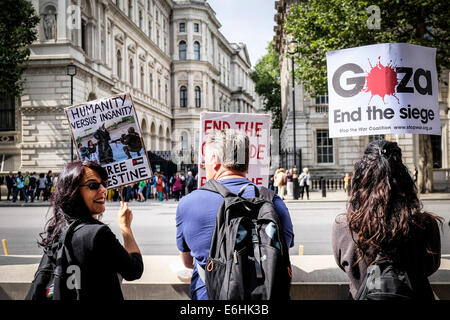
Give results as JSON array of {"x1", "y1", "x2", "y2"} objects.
[
  {"x1": 355, "y1": 254, "x2": 414, "y2": 300},
  {"x1": 25, "y1": 220, "x2": 82, "y2": 300},
  {"x1": 200, "y1": 179, "x2": 292, "y2": 300}
]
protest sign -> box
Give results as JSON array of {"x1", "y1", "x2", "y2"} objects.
[
  {"x1": 65, "y1": 93, "x2": 152, "y2": 188},
  {"x1": 198, "y1": 112, "x2": 271, "y2": 188},
  {"x1": 326, "y1": 43, "x2": 440, "y2": 138}
]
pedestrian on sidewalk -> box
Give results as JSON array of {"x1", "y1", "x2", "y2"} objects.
[
  {"x1": 6, "y1": 171, "x2": 15, "y2": 201},
  {"x1": 332, "y1": 140, "x2": 443, "y2": 300},
  {"x1": 28, "y1": 161, "x2": 143, "y2": 300},
  {"x1": 13, "y1": 171, "x2": 28, "y2": 203},
  {"x1": 172, "y1": 173, "x2": 182, "y2": 201},
  {"x1": 299, "y1": 168, "x2": 310, "y2": 200},
  {"x1": 274, "y1": 168, "x2": 286, "y2": 200},
  {"x1": 37, "y1": 173, "x2": 46, "y2": 201}
]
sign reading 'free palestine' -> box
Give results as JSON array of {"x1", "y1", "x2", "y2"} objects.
[{"x1": 326, "y1": 43, "x2": 441, "y2": 138}]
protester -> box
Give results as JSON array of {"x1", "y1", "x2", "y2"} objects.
[
  {"x1": 6, "y1": 171, "x2": 15, "y2": 201},
  {"x1": 344, "y1": 172, "x2": 351, "y2": 195},
  {"x1": 186, "y1": 171, "x2": 195, "y2": 194},
  {"x1": 172, "y1": 173, "x2": 182, "y2": 201},
  {"x1": 299, "y1": 167, "x2": 311, "y2": 200},
  {"x1": 45, "y1": 171, "x2": 54, "y2": 201},
  {"x1": 292, "y1": 167, "x2": 299, "y2": 200},
  {"x1": 153, "y1": 174, "x2": 158, "y2": 199},
  {"x1": 332, "y1": 140, "x2": 442, "y2": 300},
  {"x1": 32, "y1": 161, "x2": 143, "y2": 300},
  {"x1": 156, "y1": 174, "x2": 164, "y2": 201},
  {"x1": 175, "y1": 129, "x2": 294, "y2": 300},
  {"x1": 36, "y1": 173, "x2": 46, "y2": 201},
  {"x1": 137, "y1": 180, "x2": 146, "y2": 202},
  {"x1": 274, "y1": 168, "x2": 286, "y2": 200},
  {"x1": 29, "y1": 172, "x2": 38, "y2": 202},
  {"x1": 163, "y1": 174, "x2": 169, "y2": 201},
  {"x1": 180, "y1": 173, "x2": 186, "y2": 197},
  {"x1": 13, "y1": 171, "x2": 28, "y2": 203}
]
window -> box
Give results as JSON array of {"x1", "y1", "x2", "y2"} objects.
[
  {"x1": 116, "y1": 0, "x2": 120, "y2": 7},
  {"x1": 368, "y1": 134, "x2": 385, "y2": 142},
  {"x1": 81, "y1": 19, "x2": 87, "y2": 53},
  {"x1": 140, "y1": 66, "x2": 144, "y2": 90},
  {"x1": 156, "y1": 28, "x2": 160, "y2": 46},
  {"x1": 179, "y1": 22, "x2": 185, "y2": 32},
  {"x1": 129, "y1": 58, "x2": 134, "y2": 85},
  {"x1": 431, "y1": 134, "x2": 442, "y2": 168},
  {"x1": 179, "y1": 41, "x2": 186, "y2": 60},
  {"x1": 158, "y1": 79, "x2": 161, "y2": 101},
  {"x1": 315, "y1": 94, "x2": 329, "y2": 105},
  {"x1": 194, "y1": 41, "x2": 200, "y2": 60},
  {"x1": 128, "y1": 0, "x2": 133, "y2": 18},
  {"x1": 149, "y1": 73, "x2": 153, "y2": 97},
  {"x1": 194, "y1": 23, "x2": 199, "y2": 32},
  {"x1": 148, "y1": 20, "x2": 152, "y2": 39},
  {"x1": 155, "y1": 9, "x2": 158, "y2": 21},
  {"x1": 139, "y1": 10, "x2": 142, "y2": 28},
  {"x1": 116, "y1": 50, "x2": 122, "y2": 79},
  {"x1": 195, "y1": 87, "x2": 201, "y2": 108},
  {"x1": 165, "y1": 84, "x2": 168, "y2": 104},
  {"x1": 180, "y1": 86, "x2": 187, "y2": 107},
  {"x1": 317, "y1": 129, "x2": 333, "y2": 163},
  {"x1": 0, "y1": 94, "x2": 15, "y2": 131},
  {"x1": 147, "y1": 0, "x2": 151, "y2": 11}
]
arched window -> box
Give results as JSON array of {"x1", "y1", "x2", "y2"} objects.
[
  {"x1": 180, "y1": 86, "x2": 187, "y2": 107},
  {"x1": 195, "y1": 86, "x2": 201, "y2": 108},
  {"x1": 116, "y1": 50, "x2": 122, "y2": 79},
  {"x1": 194, "y1": 41, "x2": 200, "y2": 60},
  {"x1": 129, "y1": 58, "x2": 134, "y2": 86},
  {"x1": 179, "y1": 41, "x2": 186, "y2": 60}
]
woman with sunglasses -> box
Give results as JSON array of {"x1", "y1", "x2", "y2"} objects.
[{"x1": 36, "y1": 161, "x2": 143, "y2": 300}]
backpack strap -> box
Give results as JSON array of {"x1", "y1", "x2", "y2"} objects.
[
  {"x1": 237, "y1": 183, "x2": 260, "y2": 198},
  {"x1": 200, "y1": 179, "x2": 235, "y2": 198}
]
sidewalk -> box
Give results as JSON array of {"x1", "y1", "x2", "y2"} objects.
[{"x1": 1, "y1": 191, "x2": 449, "y2": 207}]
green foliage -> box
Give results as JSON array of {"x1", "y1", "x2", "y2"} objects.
[
  {"x1": 0, "y1": 0, "x2": 39, "y2": 96},
  {"x1": 285, "y1": 0, "x2": 450, "y2": 96},
  {"x1": 251, "y1": 41, "x2": 282, "y2": 129}
]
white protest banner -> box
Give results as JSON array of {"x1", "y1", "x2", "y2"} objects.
[
  {"x1": 198, "y1": 112, "x2": 271, "y2": 188},
  {"x1": 64, "y1": 93, "x2": 152, "y2": 188},
  {"x1": 326, "y1": 43, "x2": 440, "y2": 138}
]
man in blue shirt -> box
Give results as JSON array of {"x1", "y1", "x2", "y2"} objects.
[{"x1": 176, "y1": 129, "x2": 294, "y2": 300}]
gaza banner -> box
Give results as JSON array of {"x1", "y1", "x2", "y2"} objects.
[
  {"x1": 64, "y1": 93, "x2": 152, "y2": 188},
  {"x1": 198, "y1": 112, "x2": 271, "y2": 188},
  {"x1": 326, "y1": 43, "x2": 440, "y2": 138}
]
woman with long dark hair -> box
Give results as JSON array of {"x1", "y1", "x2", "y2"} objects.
[
  {"x1": 35, "y1": 161, "x2": 143, "y2": 300},
  {"x1": 332, "y1": 140, "x2": 442, "y2": 299}
]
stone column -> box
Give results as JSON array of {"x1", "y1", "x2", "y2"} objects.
[{"x1": 57, "y1": 0, "x2": 67, "y2": 42}]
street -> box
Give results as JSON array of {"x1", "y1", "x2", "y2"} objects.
[{"x1": 0, "y1": 199, "x2": 449, "y2": 259}]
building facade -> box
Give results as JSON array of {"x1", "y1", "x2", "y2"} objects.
[
  {"x1": 0, "y1": 0, "x2": 260, "y2": 174},
  {"x1": 273, "y1": 0, "x2": 450, "y2": 190}
]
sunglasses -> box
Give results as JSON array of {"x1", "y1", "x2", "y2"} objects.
[{"x1": 80, "y1": 181, "x2": 108, "y2": 190}]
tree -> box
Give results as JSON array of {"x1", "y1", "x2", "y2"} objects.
[
  {"x1": 285, "y1": 0, "x2": 450, "y2": 193},
  {"x1": 0, "y1": 0, "x2": 39, "y2": 97},
  {"x1": 251, "y1": 41, "x2": 282, "y2": 129}
]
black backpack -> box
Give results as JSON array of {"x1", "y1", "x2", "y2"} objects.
[
  {"x1": 355, "y1": 254, "x2": 414, "y2": 300},
  {"x1": 25, "y1": 220, "x2": 82, "y2": 300},
  {"x1": 199, "y1": 179, "x2": 292, "y2": 300}
]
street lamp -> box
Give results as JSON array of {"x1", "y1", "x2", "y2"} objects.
[
  {"x1": 66, "y1": 62, "x2": 77, "y2": 161},
  {"x1": 287, "y1": 39, "x2": 298, "y2": 168}
]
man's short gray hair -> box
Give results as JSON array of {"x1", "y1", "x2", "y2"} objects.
[{"x1": 204, "y1": 129, "x2": 249, "y2": 173}]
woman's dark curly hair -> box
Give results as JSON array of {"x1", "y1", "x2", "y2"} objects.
[
  {"x1": 38, "y1": 161, "x2": 108, "y2": 248},
  {"x1": 347, "y1": 140, "x2": 442, "y2": 265}
]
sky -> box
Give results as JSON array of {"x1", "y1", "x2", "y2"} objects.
[{"x1": 207, "y1": 0, "x2": 277, "y2": 67}]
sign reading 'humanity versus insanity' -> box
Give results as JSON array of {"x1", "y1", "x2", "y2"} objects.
[
  {"x1": 198, "y1": 112, "x2": 271, "y2": 188},
  {"x1": 326, "y1": 43, "x2": 441, "y2": 138},
  {"x1": 65, "y1": 93, "x2": 152, "y2": 188}
]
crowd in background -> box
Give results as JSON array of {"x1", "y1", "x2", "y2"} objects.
[
  {"x1": 0, "y1": 171, "x2": 56, "y2": 202},
  {"x1": 0, "y1": 170, "x2": 199, "y2": 203},
  {"x1": 110, "y1": 170, "x2": 198, "y2": 203}
]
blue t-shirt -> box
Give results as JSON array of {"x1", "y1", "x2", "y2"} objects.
[{"x1": 176, "y1": 177, "x2": 295, "y2": 300}]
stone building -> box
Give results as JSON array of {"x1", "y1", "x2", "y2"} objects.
[
  {"x1": 0, "y1": 0, "x2": 260, "y2": 174},
  {"x1": 273, "y1": 0, "x2": 450, "y2": 190}
]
